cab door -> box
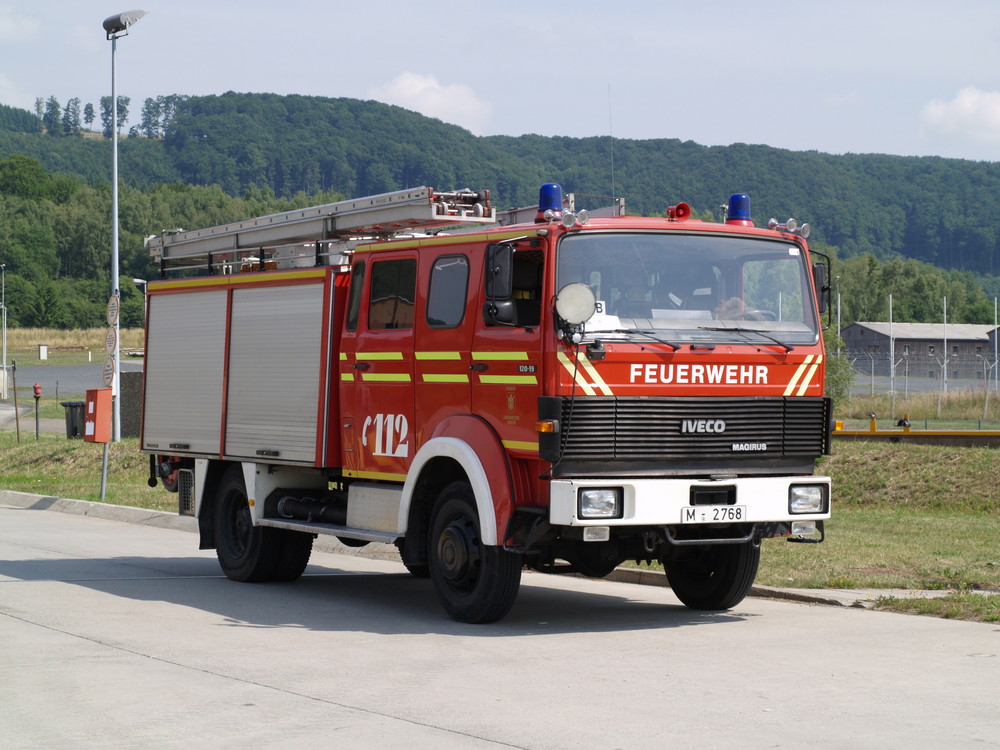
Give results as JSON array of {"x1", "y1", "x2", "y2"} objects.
[
  {"x1": 471, "y1": 246, "x2": 546, "y2": 456},
  {"x1": 414, "y1": 250, "x2": 476, "y2": 442},
  {"x1": 340, "y1": 252, "x2": 417, "y2": 481}
]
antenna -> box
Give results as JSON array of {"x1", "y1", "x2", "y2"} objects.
[{"x1": 608, "y1": 83, "x2": 617, "y2": 204}]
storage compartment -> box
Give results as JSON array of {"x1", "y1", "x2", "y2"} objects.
[
  {"x1": 141, "y1": 269, "x2": 339, "y2": 466},
  {"x1": 142, "y1": 289, "x2": 228, "y2": 455},
  {"x1": 224, "y1": 282, "x2": 327, "y2": 464}
]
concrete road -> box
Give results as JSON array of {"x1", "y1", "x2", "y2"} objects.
[{"x1": 1, "y1": 503, "x2": 998, "y2": 750}]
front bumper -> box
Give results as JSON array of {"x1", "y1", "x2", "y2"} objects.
[{"x1": 549, "y1": 475, "x2": 831, "y2": 527}]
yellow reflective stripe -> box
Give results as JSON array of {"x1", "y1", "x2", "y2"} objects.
[
  {"x1": 796, "y1": 355, "x2": 823, "y2": 396},
  {"x1": 479, "y1": 375, "x2": 538, "y2": 385},
  {"x1": 152, "y1": 267, "x2": 328, "y2": 291},
  {"x1": 358, "y1": 352, "x2": 405, "y2": 360},
  {"x1": 783, "y1": 355, "x2": 816, "y2": 396},
  {"x1": 415, "y1": 351, "x2": 462, "y2": 360},
  {"x1": 341, "y1": 373, "x2": 355, "y2": 382},
  {"x1": 503, "y1": 440, "x2": 539, "y2": 452},
  {"x1": 343, "y1": 469, "x2": 407, "y2": 482},
  {"x1": 557, "y1": 352, "x2": 596, "y2": 395},
  {"x1": 352, "y1": 228, "x2": 541, "y2": 252},
  {"x1": 422, "y1": 373, "x2": 470, "y2": 383},
  {"x1": 575, "y1": 353, "x2": 614, "y2": 395},
  {"x1": 340, "y1": 352, "x2": 349, "y2": 360},
  {"x1": 361, "y1": 373, "x2": 412, "y2": 382},
  {"x1": 472, "y1": 351, "x2": 528, "y2": 360}
]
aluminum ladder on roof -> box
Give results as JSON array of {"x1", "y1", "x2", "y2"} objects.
[{"x1": 145, "y1": 186, "x2": 495, "y2": 275}]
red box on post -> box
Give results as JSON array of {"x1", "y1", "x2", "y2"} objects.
[{"x1": 84, "y1": 388, "x2": 112, "y2": 443}]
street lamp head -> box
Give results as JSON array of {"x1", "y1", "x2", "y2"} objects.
[{"x1": 103, "y1": 9, "x2": 148, "y2": 39}]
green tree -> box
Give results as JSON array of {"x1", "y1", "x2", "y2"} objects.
[
  {"x1": 42, "y1": 96, "x2": 61, "y2": 135},
  {"x1": 0, "y1": 155, "x2": 56, "y2": 200},
  {"x1": 62, "y1": 98, "x2": 82, "y2": 136},
  {"x1": 24, "y1": 279, "x2": 71, "y2": 327},
  {"x1": 100, "y1": 96, "x2": 131, "y2": 138},
  {"x1": 823, "y1": 329, "x2": 855, "y2": 407}
]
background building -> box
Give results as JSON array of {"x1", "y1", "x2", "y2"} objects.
[{"x1": 841, "y1": 322, "x2": 997, "y2": 382}]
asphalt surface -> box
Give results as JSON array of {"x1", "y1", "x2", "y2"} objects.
[
  {"x1": 5, "y1": 361, "x2": 144, "y2": 402},
  {"x1": 2, "y1": 491, "x2": 999, "y2": 750}
]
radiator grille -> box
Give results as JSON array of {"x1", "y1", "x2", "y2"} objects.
[{"x1": 553, "y1": 396, "x2": 829, "y2": 461}]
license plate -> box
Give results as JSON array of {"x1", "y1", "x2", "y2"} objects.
[{"x1": 680, "y1": 505, "x2": 747, "y2": 524}]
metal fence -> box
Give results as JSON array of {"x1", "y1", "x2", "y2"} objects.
[{"x1": 842, "y1": 350, "x2": 999, "y2": 397}]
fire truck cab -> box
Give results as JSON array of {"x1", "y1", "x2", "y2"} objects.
[{"x1": 142, "y1": 184, "x2": 832, "y2": 623}]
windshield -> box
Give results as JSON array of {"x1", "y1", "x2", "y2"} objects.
[{"x1": 556, "y1": 231, "x2": 819, "y2": 346}]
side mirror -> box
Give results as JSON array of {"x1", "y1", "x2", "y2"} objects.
[
  {"x1": 485, "y1": 243, "x2": 513, "y2": 299},
  {"x1": 483, "y1": 299, "x2": 516, "y2": 325},
  {"x1": 812, "y1": 260, "x2": 829, "y2": 315}
]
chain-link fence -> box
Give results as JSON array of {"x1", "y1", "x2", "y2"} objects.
[
  {"x1": 836, "y1": 349, "x2": 1000, "y2": 428},
  {"x1": 843, "y1": 350, "x2": 998, "y2": 396}
]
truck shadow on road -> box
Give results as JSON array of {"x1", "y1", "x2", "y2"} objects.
[{"x1": 0, "y1": 554, "x2": 756, "y2": 636}]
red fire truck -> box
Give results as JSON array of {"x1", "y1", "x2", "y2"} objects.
[{"x1": 141, "y1": 184, "x2": 832, "y2": 623}]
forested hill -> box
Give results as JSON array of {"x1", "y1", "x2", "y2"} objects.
[{"x1": 4, "y1": 91, "x2": 1000, "y2": 278}]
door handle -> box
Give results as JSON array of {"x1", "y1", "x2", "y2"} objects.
[
  {"x1": 353, "y1": 362, "x2": 371, "y2": 370},
  {"x1": 470, "y1": 363, "x2": 489, "y2": 371}
]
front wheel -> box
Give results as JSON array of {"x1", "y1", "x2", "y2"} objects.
[
  {"x1": 428, "y1": 482, "x2": 522, "y2": 623},
  {"x1": 665, "y1": 542, "x2": 760, "y2": 610}
]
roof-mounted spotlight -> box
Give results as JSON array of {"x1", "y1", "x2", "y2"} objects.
[{"x1": 768, "y1": 217, "x2": 811, "y2": 238}]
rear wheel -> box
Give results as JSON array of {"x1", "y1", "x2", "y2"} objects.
[
  {"x1": 270, "y1": 529, "x2": 314, "y2": 582},
  {"x1": 214, "y1": 466, "x2": 312, "y2": 583},
  {"x1": 665, "y1": 542, "x2": 760, "y2": 610},
  {"x1": 429, "y1": 482, "x2": 522, "y2": 623}
]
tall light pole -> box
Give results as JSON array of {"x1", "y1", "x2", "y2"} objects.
[
  {"x1": 1, "y1": 262, "x2": 7, "y2": 400},
  {"x1": 103, "y1": 9, "x2": 148, "y2": 442}
]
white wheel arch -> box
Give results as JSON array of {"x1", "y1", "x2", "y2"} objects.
[{"x1": 401, "y1": 437, "x2": 499, "y2": 545}]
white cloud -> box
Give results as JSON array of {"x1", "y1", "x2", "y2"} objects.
[
  {"x1": 922, "y1": 87, "x2": 1000, "y2": 145},
  {"x1": 0, "y1": 6, "x2": 40, "y2": 42},
  {"x1": 368, "y1": 72, "x2": 492, "y2": 135}
]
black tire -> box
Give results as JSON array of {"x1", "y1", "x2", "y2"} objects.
[
  {"x1": 270, "y1": 530, "x2": 314, "y2": 582},
  {"x1": 403, "y1": 560, "x2": 431, "y2": 578},
  {"x1": 665, "y1": 542, "x2": 760, "y2": 610},
  {"x1": 394, "y1": 540, "x2": 431, "y2": 578},
  {"x1": 428, "y1": 482, "x2": 522, "y2": 623},
  {"x1": 214, "y1": 466, "x2": 311, "y2": 583}
]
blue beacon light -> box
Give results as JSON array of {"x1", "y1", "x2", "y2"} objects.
[
  {"x1": 726, "y1": 193, "x2": 753, "y2": 226},
  {"x1": 536, "y1": 183, "x2": 564, "y2": 222}
]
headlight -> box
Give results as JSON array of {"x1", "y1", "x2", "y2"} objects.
[
  {"x1": 578, "y1": 487, "x2": 623, "y2": 519},
  {"x1": 789, "y1": 485, "x2": 827, "y2": 514}
]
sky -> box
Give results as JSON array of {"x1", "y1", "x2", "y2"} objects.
[{"x1": 2, "y1": 0, "x2": 1000, "y2": 162}]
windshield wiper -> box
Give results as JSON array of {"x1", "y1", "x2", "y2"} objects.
[
  {"x1": 586, "y1": 328, "x2": 681, "y2": 351},
  {"x1": 698, "y1": 326, "x2": 794, "y2": 352}
]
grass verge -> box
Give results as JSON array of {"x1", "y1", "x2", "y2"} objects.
[
  {"x1": 871, "y1": 592, "x2": 1000, "y2": 623},
  {"x1": 0, "y1": 432, "x2": 173, "y2": 512}
]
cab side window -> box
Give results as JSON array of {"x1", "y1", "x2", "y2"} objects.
[
  {"x1": 427, "y1": 254, "x2": 469, "y2": 328},
  {"x1": 369, "y1": 259, "x2": 416, "y2": 330},
  {"x1": 346, "y1": 261, "x2": 366, "y2": 332}
]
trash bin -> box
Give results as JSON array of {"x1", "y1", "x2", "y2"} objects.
[{"x1": 60, "y1": 401, "x2": 85, "y2": 439}]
